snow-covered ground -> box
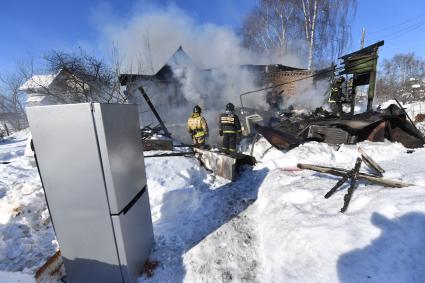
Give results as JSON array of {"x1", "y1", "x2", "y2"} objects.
[
  {"x1": 0, "y1": 131, "x2": 57, "y2": 282},
  {"x1": 1, "y1": 128, "x2": 425, "y2": 282}
]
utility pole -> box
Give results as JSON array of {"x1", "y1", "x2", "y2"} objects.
[{"x1": 360, "y1": 28, "x2": 366, "y2": 49}]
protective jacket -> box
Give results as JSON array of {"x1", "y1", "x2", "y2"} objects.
[
  {"x1": 219, "y1": 111, "x2": 242, "y2": 134},
  {"x1": 329, "y1": 77, "x2": 345, "y2": 103},
  {"x1": 219, "y1": 111, "x2": 241, "y2": 152},
  {"x1": 187, "y1": 113, "x2": 208, "y2": 146}
]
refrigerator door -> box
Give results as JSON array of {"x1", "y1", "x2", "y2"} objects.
[
  {"x1": 111, "y1": 187, "x2": 154, "y2": 283},
  {"x1": 27, "y1": 104, "x2": 123, "y2": 283},
  {"x1": 92, "y1": 103, "x2": 147, "y2": 214}
]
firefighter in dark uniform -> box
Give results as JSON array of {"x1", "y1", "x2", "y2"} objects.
[
  {"x1": 219, "y1": 103, "x2": 242, "y2": 153},
  {"x1": 329, "y1": 76, "x2": 345, "y2": 115},
  {"x1": 266, "y1": 89, "x2": 283, "y2": 111},
  {"x1": 187, "y1": 105, "x2": 209, "y2": 148}
]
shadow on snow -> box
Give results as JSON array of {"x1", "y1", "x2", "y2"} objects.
[{"x1": 338, "y1": 212, "x2": 425, "y2": 283}]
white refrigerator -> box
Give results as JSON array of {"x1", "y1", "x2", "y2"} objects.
[{"x1": 27, "y1": 103, "x2": 154, "y2": 283}]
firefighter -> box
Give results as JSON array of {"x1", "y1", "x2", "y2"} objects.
[
  {"x1": 187, "y1": 105, "x2": 209, "y2": 148},
  {"x1": 219, "y1": 102, "x2": 242, "y2": 154},
  {"x1": 329, "y1": 76, "x2": 345, "y2": 115},
  {"x1": 266, "y1": 89, "x2": 283, "y2": 111}
]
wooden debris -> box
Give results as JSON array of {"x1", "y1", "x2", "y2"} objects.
[
  {"x1": 299, "y1": 158, "x2": 413, "y2": 213},
  {"x1": 340, "y1": 158, "x2": 362, "y2": 213},
  {"x1": 35, "y1": 250, "x2": 65, "y2": 283},
  {"x1": 142, "y1": 139, "x2": 173, "y2": 151},
  {"x1": 358, "y1": 147, "x2": 385, "y2": 177},
  {"x1": 144, "y1": 151, "x2": 195, "y2": 158},
  {"x1": 297, "y1": 163, "x2": 411, "y2": 188}
]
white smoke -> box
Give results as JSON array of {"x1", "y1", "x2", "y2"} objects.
[
  {"x1": 286, "y1": 79, "x2": 331, "y2": 111},
  {"x1": 94, "y1": 2, "x2": 311, "y2": 143},
  {"x1": 97, "y1": 3, "x2": 302, "y2": 72}
]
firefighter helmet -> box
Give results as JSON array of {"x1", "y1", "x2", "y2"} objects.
[
  {"x1": 193, "y1": 105, "x2": 202, "y2": 113},
  {"x1": 226, "y1": 103, "x2": 235, "y2": 111}
]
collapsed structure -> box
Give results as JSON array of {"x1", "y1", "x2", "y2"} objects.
[
  {"x1": 119, "y1": 46, "x2": 312, "y2": 143},
  {"x1": 119, "y1": 41, "x2": 424, "y2": 181},
  {"x1": 238, "y1": 41, "x2": 425, "y2": 150}
]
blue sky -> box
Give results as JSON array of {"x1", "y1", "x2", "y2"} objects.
[{"x1": 0, "y1": 0, "x2": 424, "y2": 74}]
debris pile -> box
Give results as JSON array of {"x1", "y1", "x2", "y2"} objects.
[{"x1": 248, "y1": 103, "x2": 424, "y2": 151}]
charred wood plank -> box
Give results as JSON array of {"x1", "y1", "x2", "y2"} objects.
[
  {"x1": 324, "y1": 175, "x2": 349, "y2": 199},
  {"x1": 358, "y1": 147, "x2": 385, "y2": 177},
  {"x1": 139, "y1": 86, "x2": 171, "y2": 137},
  {"x1": 144, "y1": 151, "x2": 195, "y2": 158},
  {"x1": 142, "y1": 139, "x2": 173, "y2": 151},
  {"x1": 340, "y1": 158, "x2": 362, "y2": 213}
]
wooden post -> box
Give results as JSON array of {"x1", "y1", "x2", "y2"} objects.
[
  {"x1": 360, "y1": 28, "x2": 366, "y2": 49},
  {"x1": 367, "y1": 69, "x2": 377, "y2": 111}
]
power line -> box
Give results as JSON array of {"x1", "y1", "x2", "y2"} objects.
[
  {"x1": 383, "y1": 19, "x2": 425, "y2": 41},
  {"x1": 367, "y1": 11, "x2": 425, "y2": 36},
  {"x1": 368, "y1": 18, "x2": 425, "y2": 43}
]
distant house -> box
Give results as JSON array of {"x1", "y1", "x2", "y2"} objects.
[{"x1": 19, "y1": 68, "x2": 93, "y2": 107}]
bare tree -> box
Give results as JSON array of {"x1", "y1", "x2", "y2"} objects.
[
  {"x1": 241, "y1": 0, "x2": 297, "y2": 55},
  {"x1": 0, "y1": 73, "x2": 28, "y2": 135},
  {"x1": 241, "y1": 0, "x2": 357, "y2": 68},
  {"x1": 300, "y1": 0, "x2": 319, "y2": 69},
  {"x1": 43, "y1": 48, "x2": 127, "y2": 103},
  {"x1": 377, "y1": 53, "x2": 425, "y2": 103}
]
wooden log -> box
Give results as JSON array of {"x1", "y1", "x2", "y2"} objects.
[
  {"x1": 358, "y1": 147, "x2": 385, "y2": 176},
  {"x1": 297, "y1": 163, "x2": 412, "y2": 188}
]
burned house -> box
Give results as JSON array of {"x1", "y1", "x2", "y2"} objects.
[{"x1": 119, "y1": 46, "x2": 311, "y2": 142}]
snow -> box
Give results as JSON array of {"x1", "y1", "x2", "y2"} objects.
[
  {"x1": 1, "y1": 128, "x2": 425, "y2": 282},
  {"x1": 19, "y1": 74, "x2": 57, "y2": 92},
  {"x1": 0, "y1": 271, "x2": 35, "y2": 283},
  {"x1": 0, "y1": 130, "x2": 57, "y2": 282},
  {"x1": 25, "y1": 95, "x2": 48, "y2": 103},
  {"x1": 251, "y1": 140, "x2": 425, "y2": 282}
]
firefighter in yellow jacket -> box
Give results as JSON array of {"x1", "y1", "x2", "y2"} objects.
[{"x1": 187, "y1": 105, "x2": 209, "y2": 148}]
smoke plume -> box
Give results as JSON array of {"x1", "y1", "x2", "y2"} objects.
[{"x1": 94, "y1": 2, "x2": 312, "y2": 143}]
